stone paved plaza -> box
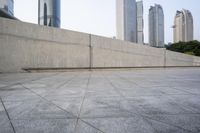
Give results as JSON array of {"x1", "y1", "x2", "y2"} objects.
[{"x1": 0, "y1": 68, "x2": 200, "y2": 133}]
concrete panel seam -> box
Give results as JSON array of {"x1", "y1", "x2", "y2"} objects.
[
  {"x1": 89, "y1": 34, "x2": 93, "y2": 69},
  {"x1": 164, "y1": 49, "x2": 166, "y2": 67}
]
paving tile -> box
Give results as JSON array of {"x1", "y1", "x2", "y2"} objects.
[
  {"x1": 124, "y1": 95, "x2": 193, "y2": 115},
  {"x1": 0, "y1": 101, "x2": 10, "y2": 123},
  {"x1": 85, "y1": 89, "x2": 120, "y2": 98},
  {"x1": 119, "y1": 87, "x2": 164, "y2": 97},
  {"x1": 80, "y1": 97, "x2": 132, "y2": 118},
  {"x1": 4, "y1": 99, "x2": 76, "y2": 120},
  {"x1": 44, "y1": 88, "x2": 85, "y2": 98},
  {"x1": 12, "y1": 119, "x2": 76, "y2": 133},
  {"x1": 0, "y1": 83, "x2": 7, "y2": 88},
  {"x1": 75, "y1": 119, "x2": 102, "y2": 133},
  {"x1": 144, "y1": 114, "x2": 200, "y2": 133},
  {"x1": 0, "y1": 85, "x2": 40, "y2": 102},
  {"x1": 144, "y1": 117, "x2": 190, "y2": 133},
  {"x1": 174, "y1": 86, "x2": 200, "y2": 95},
  {"x1": 168, "y1": 94, "x2": 200, "y2": 113},
  {"x1": 81, "y1": 116, "x2": 155, "y2": 133},
  {"x1": 50, "y1": 97, "x2": 83, "y2": 117},
  {"x1": 152, "y1": 86, "x2": 190, "y2": 95},
  {"x1": 0, "y1": 68, "x2": 200, "y2": 133},
  {"x1": 0, "y1": 73, "x2": 54, "y2": 86},
  {"x1": 0, "y1": 122, "x2": 14, "y2": 133},
  {"x1": 0, "y1": 102, "x2": 14, "y2": 133}
]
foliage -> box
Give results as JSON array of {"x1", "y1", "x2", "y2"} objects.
[
  {"x1": 166, "y1": 40, "x2": 200, "y2": 57},
  {"x1": 184, "y1": 51, "x2": 194, "y2": 56}
]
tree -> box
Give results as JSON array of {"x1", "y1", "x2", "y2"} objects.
[{"x1": 166, "y1": 41, "x2": 200, "y2": 57}]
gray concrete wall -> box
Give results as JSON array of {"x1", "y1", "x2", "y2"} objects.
[
  {"x1": 0, "y1": 18, "x2": 90, "y2": 72},
  {"x1": 165, "y1": 50, "x2": 200, "y2": 66},
  {"x1": 0, "y1": 17, "x2": 200, "y2": 72},
  {"x1": 91, "y1": 35, "x2": 165, "y2": 68}
]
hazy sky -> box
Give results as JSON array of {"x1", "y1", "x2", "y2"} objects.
[{"x1": 14, "y1": 0, "x2": 200, "y2": 43}]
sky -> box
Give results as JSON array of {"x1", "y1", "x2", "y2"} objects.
[{"x1": 14, "y1": 0, "x2": 200, "y2": 43}]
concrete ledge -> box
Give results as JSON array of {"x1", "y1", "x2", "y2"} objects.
[{"x1": 22, "y1": 66, "x2": 200, "y2": 73}]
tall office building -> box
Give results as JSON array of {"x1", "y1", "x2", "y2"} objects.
[
  {"x1": 116, "y1": 0, "x2": 137, "y2": 43},
  {"x1": 38, "y1": 0, "x2": 60, "y2": 28},
  {"x1": 136, "y1": 0, "x2": 144, "y2": 44},
  {"x1": 173, "y1": 9, "x2": 193, "y2": 43},
  {"x1": 149, "y1": 4, "x2": 164, "y2": 48},
  {"x1": 0, "y1": 0, "x2": 14, "y2": 16}
]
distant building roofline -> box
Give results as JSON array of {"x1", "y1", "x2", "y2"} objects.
[
  {"x1": 149, "y1": 4, "x2": 163, "y2": 11},
  {"x1": 0, "y1": 8, "x2": 19, "y2": 20}
]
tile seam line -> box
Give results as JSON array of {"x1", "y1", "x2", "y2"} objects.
[
  {"x1": 115, "y1": 73, "x2": 200, "y2": 114},
  {"x1": 143, "y1": 117, "x2": 159, "y2": 133},
  {"x1": 102, "y1": 73, "x2": 125, "y2": 98},
  {"x1": 165, "y1": 93, "x2": 200, "y2": 114},
  {"x1": 80, "y1": 119, "x2": 106, "y2": 133},
  {"x1": 19, "y1": 84, "x2": 78, "y2": 118},
  {"x1": 0, "y1": 72, "x2": 61, "y2": 90},
  {"x1": 19, "y1": 73, "x2": 105, "y2": 133},
  {"x1": 6, "y1": 112, "x2": 200, "y2": 121},
  {"x1": 101, "y1": 73, "x2": 147, "y2": 118},
  {"x1": 114, "y1": 73, "x2": 153, "y2": 89},
  {"x1": 49, "y1": 74, "x2": 80, "y2": 91},
  {"x1": 100, "y1": 74, "x2": 160, "y2": 133},
  {"x1": 74, "y1": 73, "x2": 90, "y2": 131},
  {"x1": 116, "y1": 73, "x2": 197, "y2": 132},
  {"x1": 73, "y1": 73, "x2": 106, "y2": 133},
  {"x1": 115, "y1": 73, "x2": 199, "y2": 115},
  {"x1": 102, "y1": 73, "x2": 196, "y2": 133},
  {"x1": 0, "y1": 97, "x2": 16, "y2": 133},
  {"x1": 19, "y1": 78, "x2": 79, "y2": 119},
  {"x1": 78, "y1": 112, "x2": 200, "y2": 119},
  {"x1": 143, "y1": 115, "x2": 195, "y2": 133},
  {"x1": 171, "y1": 86, "x2": 196, "y2": 95}
]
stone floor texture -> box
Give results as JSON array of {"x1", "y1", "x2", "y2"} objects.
[{"x1": 0, "y1": 68, "x2": 200, "y2": 133}]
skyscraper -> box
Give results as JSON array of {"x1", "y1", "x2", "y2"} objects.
[
  {"x1": 173, "y1": 9, "x2": 193, "y2": 43},
  {"x1": 38, "y1": 0, "x2": 60, "y2": 28},
  {"x1": 149, "y1": 4, "x2": 164, "y2": 48},
  {"x1": 116, "y1": 0, "x2": 137, "y2": 43},
  {"x1": 136, "y1": 0, "x2": 144, "y2": 44},
  {"x1": 0, "y1": 0, "x2": 14, "y2": 16}
]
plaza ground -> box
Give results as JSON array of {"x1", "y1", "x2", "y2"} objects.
[{"x1": 0, "y1": 68, "x2": 200, "y2": 133}]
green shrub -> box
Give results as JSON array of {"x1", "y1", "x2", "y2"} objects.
[{"x1": 166, "y1": 40, "x2": 200, "y2": 57}]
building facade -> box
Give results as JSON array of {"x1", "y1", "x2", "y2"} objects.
[
  {"x1": 136, "y1": 0, "x2": 144, "y2": 44},
  {"x1": 0, "y1": 0, "x2": 14, "y2": 16},
  {"x1": 173, "y1": 9, "x2": 193, "y2": 43},
  {"x1": 38, "y1": 0, "x2": 60, "y2": 28},
  {"x1": 149, "y1": 4, "x2": 164, "y2": 48},
  {"x1": 116, "y1": 0, "x2": 137, "y2": 43}
]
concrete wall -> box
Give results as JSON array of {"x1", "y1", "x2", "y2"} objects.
[
  {"x1": 0, "y1": 17, "x2": 90, "y2": 72},
  {"x1": 0, "y1": 17, "x2": 200, "y2": 72},
  {"x1": 91, "y1": 35, "x2": 165, "y2": 68},
  {"x1": 165, "y1": 50, "x2": 200, "y2": 66}
]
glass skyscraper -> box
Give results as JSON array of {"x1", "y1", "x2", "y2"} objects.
[
  {"x1": 136, "y1": 1, "x2": 144, "y2": 44},
  {"x1": 38, "y1": 0, "x2": 60, "y2": 28},
  {"x1": 116, "y1": 0, "x2": 137, "y2": 43},
  {"x1": 0, "y1": 0, "x2": 14, "y2": 16},
  {"x1": 149, "y1": 4, "x2": 164, "y2": 48}
]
